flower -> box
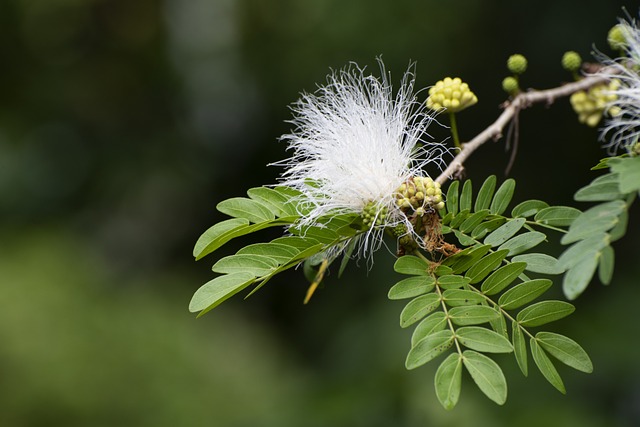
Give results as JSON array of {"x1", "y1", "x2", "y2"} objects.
[
  {"x1": 275, "y1": 60, "x2": 447, "y2": 255},
  {"x1": 426, "y1": 77, "x2": 478, "y2": 113},
  {"x1": 595, "y1": 16, "x2": 640, "y2": 153}
]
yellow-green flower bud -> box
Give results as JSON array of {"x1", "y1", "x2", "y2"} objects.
[
  {"x1": 507, "y1": 54, "x2": 528, "y2": 75},
  {"x1": 608, "y1": 24, "x2": 626, "y2": 51},
  {"x1": 561, "y1": 51, "x2": 582, "y2": 72},
  {"x1": 501, "y1": 76, "x2": 519, "y2": 95},
  {"x1": 569, "y1": 80, "x2": 619, "y2": 127},
  {"x1": 426, "y1": 77, "x2": 478, "y2": 113}
]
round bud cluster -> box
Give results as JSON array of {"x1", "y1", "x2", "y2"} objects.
[
  {"x1": 502, "y1": 76, "x2": 519, "y2": 95},
  {"x1": 394, "y1": 176, "x2": 445, "y2": 214},
  {"x1": 608, "y1": 24, "x2": 627, "y2": 51},
  {"x1": 361, "y1": 201, "x2": 389, "y2": 229},
  {"x1": 569, "y1": 80, "x2": 620, "y2": 127},
  {"x1": 507, "y1": 54, "x2": 528, "y2": 75},
  {"x1": 561, "y1": 51, "x2": 582, "y2": 73},
  {"x1": 426, "y1": 77, "x2": 478, "y2": 113}
]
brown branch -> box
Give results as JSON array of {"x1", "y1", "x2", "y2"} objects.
[{"x1": 435, "y1": 73, "x2": 611, "y2": 185}]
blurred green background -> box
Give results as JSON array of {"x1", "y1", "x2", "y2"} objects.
[{"x1": 1, "y1": 0, "x2": 639, "y2": 426}]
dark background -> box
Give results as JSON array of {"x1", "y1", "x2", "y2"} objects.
[{"x1": 1, "y1": 1, "x2": 638, "y2": 426}]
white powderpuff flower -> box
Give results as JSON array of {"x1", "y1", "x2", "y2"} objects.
[
  {"x1": 596, "y1": 16, "x2": 640, "y2": 154},
  {"x1": 275, "y1": 60, "x2": 447, "y2": 255}
]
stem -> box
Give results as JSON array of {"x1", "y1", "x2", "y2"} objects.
[
  {"x1": 449, "y1": 112, "x2": 461, "y2": 150},
  {"x1": 435, "y1": 70, "x2": 617, "y2": 185},
  {"x1": 412, "y1": 250, "x2": 464, "y2": 355}
]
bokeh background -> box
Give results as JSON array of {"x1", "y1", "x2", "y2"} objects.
[{"x1": 1, "y1": 0, "x2": 639, "y2": 426}]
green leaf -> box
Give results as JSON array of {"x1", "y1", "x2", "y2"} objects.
[
  {"x1": 562, "y1": 254, "x2": 599, "y2": 300},
  {"x1": 442, "y1": 289, "x2": 485, "y2": 306},
  {"x1": 610, "y1": 208, "x2": 628, "y2": 242},
  {"x1": 237, "y1": 243, "x2": 300, "y2": 264},
  {"x1": 462, "y1": 350, "x2": 508, "y2": 405},
  {"x1": 574, "y1": 181, "x2": 622, "y2": 202},
  {"x1": 247, "y1": 187, "x2": 292, "y2": 217},
  {"x1": 394, "y1": 256, "x2": 430, "y2": 276},
  {"x1": 193, "y1": 218, "x2": 249, "y2": 260},
  {"x1": 516, "y1": 301, "x2": 575, "y2": 327},
  {"x1": 513, "y1": 325, "x2": 528, "y2": 376},
  {"x1": 436, "y1": 274, "x2": 471, "y2": 290},
  {"x1": 459, "y1": 210, "x2": 491, "y2": 233},
  {"x1": 435, "y1": 353, "x2": 463, "y2": 410},
  {"x1": 460, "y1": 180, "x2": 473, "y2": 212},
  {"x1": 498, "y1": 279, "x2": 553, "y2": 310},
  {"x1": 449, "y1": 305, "x2": 500, "y2": 326},
  {"x1": 475, "y1": 175, "x2": 497, "y2": 212},
  {"x1": 449, "y1": 209, "x2": 471, "y2": 229},
  {"x1": 434, "y1": 265, "x2": 453, "y2": 276},
  {"x1": 338, "y1": 238, "x2": 357, "y2": 277},
  {"x1": 456, "y1": 327, "x2": 513, "y2": 353},
  {"x1": 561, "y1": 200, "x2": 626, "y2": 244},
  {"x1": 189, "y1": 273, "x2": 256, "y2": 315},
  {"x1": 598, "y1": 245, "x2": 615, "y2": 285},
  {"x1": 406, "y1": 330, "x2": 455, "y2": 369},
  {"x1": 446, "y1": 180, "x2": 460, "y2": 216},
  {"x1": 512, "y1": 253, "x2": 564, "y2": 274},
  {"x1": 481, "y1": 262, "x2": 528, "y2": 295},
  {"x1": 531, "y1": 338, "x2": 565, "y2": 393},
  {"x1": 453, "y1": 229, "x2": 476, "y2": 246},
  {"x1": 498, "y1": 231, "x2": 546, "y2": 256},
  {"x1": 412, "y1": 312, "x2": 448, "y2": 346},
  {"x1": 488, "y1": 305, "x2": 508, "y2": 338},
  {"x1": 217, "y1": 197, "x2": 276, "y2": 223},
  {"x1": 490, "y1": 178, "x2": 516, "y2": 215},
  {"x1": 466, "y1": 249, "x2": 510, "y2": 284},
  {"x1": 400, "y1": 293, "x2": 442, "y2": 328},
  {"x1": 212, "y1": 254, "x2": 279, "y2": 277},
  {"x1": 536, "y1": 332, "x2": 593, "y2": 373},
  {"x1": 484, "y1": 218, "x2": 526, "y2": 247},
  {"x1": 471, "y1": 218, "x2": 506, "y2": 240},
  {"x1": 511, "y1": 200, "x2": 550, "y2": 218},
  {"x1": 272, "y1": 236, "x2": 320, "y2": 250},
  {"x1": 534, "y1": 206, "x2": 581, "y2": 227},
  {"x1": 290, "y1": 225, "x2": 340, "y2": 244},
  {"x1": 388, "y1": 276, "x2": 436, "y2": 300},
  {"x1": 442, "y1": 244, "x2": 492, "y2": 274},
  {"x1": 611, "y1": 155, "x2": 640, "y2": 193},
  {"x1": 558, "y1": 233, "x2": 608, "y2": 270}
]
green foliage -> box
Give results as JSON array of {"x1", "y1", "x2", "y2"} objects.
[
  {"x1": 190, "y1": 186, "x2": 365, "y2": 315},
  {"x1": 558, "y1": 160, "x2": 638, "y2": 299},
  {"x1": 391, "y1": 176, "x2": 592, "y2": 409}
]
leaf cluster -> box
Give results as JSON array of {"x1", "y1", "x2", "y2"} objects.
[
  {"x1": 390, "y1": 176, "x2": 592, "y2": 409},
  {"x1": 190, "y1": 186, "x2": 363, "y2": 316},
  {"x1": 558, "y1": 156, "x2": 639, "y2": 299}
]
